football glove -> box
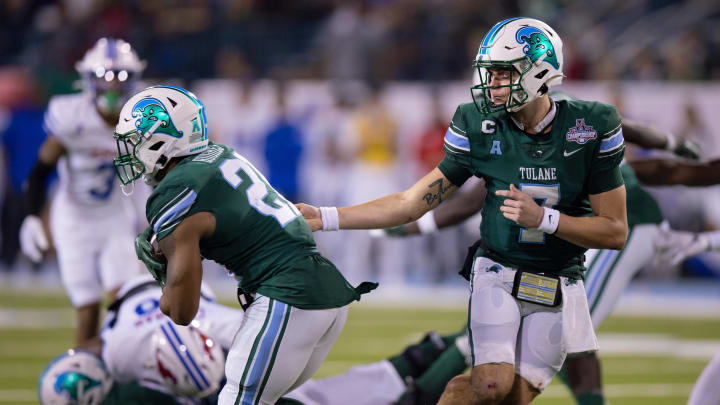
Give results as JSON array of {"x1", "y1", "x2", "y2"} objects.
[
  {"x1": 655, "y1": 224, "x2": 711, "y2": 265},
  {"x1": 668, "y1": 136, "x2": 701, "y2": 160},
  {"x1": 135, "y1": 227, "x2": 167, "y2": 287},
  {"x1": 19, "y1": 215, "x2": 49, "y2": 263}
]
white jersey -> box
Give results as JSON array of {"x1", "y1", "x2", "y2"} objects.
[
  {"x1": 100, "y1": 276, "x2": 243, "y2": 396},
  {"x1": 43, "y1": 92, "x2": 137, "y2": 216}
]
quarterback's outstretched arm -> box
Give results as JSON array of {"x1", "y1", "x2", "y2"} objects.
[
  {"x1": 377, "y1": 180, "x2": 487, "y2": 236},
  {"x1": 157, "y1": 212, "x2": 215, "y2": 326},
  {"x1": 629, "y1": 158, "x2": 720, "y2": 186},
  {"x1": 297, "y1": 167, "x2": 459, "y2": 232}
]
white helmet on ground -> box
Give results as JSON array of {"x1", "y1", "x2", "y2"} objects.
[
  {"x1": 471, "y1": 17, "x2": 564, "y2": 113},
  {"x1": 150, "y1": 321, "x2": 225, "y2": 398},
  {"x1": 38, "y1": 349, "x2": 113, "y2": 405},
  {"x1": 75, "y1": 37, "x2": 147, "y2": 116},
  {"x1": 113, "y1": 85, "x2": 209, "y2": 186}
]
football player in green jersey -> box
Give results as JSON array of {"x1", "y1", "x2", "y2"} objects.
[
  {"x1": 112, "y1": 85, "x2": 375, "y2": 405},
  {"x1": 298, "y1": 17, "x2": 628, "y2": 404}
]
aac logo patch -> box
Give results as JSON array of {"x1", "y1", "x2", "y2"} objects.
[{"x1": 566, "y1": 119, "x2": 597, "y2": 144}]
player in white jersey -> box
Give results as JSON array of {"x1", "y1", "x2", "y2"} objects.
[
  {"x1": 39, "y1": 275, "x2": 230, "y2": 405},
  {"x1": 41, "y1": 274, "x2": 467, "y2": 405},
  {"x1": 19, "y1": 38, "x2": 147, "y2": 344}
]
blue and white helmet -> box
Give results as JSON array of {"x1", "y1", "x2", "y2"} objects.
[
  {"x1": 38, "y1": 349, "x2": 113, "y2": 405},
  {"x1": 471, "y1": 17, "x2": 564, "y2": 113},
  {"x1": 150, "y1": 321, "x2": 225, "y2": 398},
  {"x1": 113, "y1": 85, "x2": 209, "y2": 187},
  {"x1": 75, "y1": 38, "x2": 147, "y2": 116}
]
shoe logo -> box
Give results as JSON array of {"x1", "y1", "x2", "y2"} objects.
[{"x1": 563, "y1": 148, "x2": 582, "y2": 157}]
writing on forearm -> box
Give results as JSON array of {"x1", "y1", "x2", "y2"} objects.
[{"x1": 422, "y1": 179, "x2": 453, "y2": 207}]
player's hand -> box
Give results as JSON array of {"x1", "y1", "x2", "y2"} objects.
[
  {"x1": 19, "y1": 215, "x2": 49, "y2": 263},
  {"x1": 134, "y1": 227, "x2": 167, "y2": 287},
  {"x1": 673, "y1": 138, "x2": 701, "y2": 160},
  {"x1": 295, "y1": 203, "x2": 322, "y2": 232},
  {"x1": 369, "y1": 225, "x2": 408, "y2": 238},
  {"x1": 495, "y1": 184, "x2": 544, "y2": 228},
  {"x1": 655, "y1": 225, "x2": 710, "y2": 265}
]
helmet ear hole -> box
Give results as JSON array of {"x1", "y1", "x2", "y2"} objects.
[
  {"x1": 149, "y1": 141, "x2": 165, "y2": 151},
  {"x1": 534, "y1": 69, "x2": 549, "y2": 79}
]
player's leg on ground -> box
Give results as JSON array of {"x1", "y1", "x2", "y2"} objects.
[
  {"x1": 75, "y1": 302, "x2": 101, "y2": 345},
  {"x1": 389, "y1": 330, "x2": 460, "y2": 381},
  {"x1": 688, "y1": 351, "x2": 720, "y2": 405},
  {"x1": 437, "y1": 374, "x2": 473, "y2": 405},
  {"x1": 218, "y1": 296, "x2": 346, "y2": 405},
  {"x1": 397, "y1": 332, "x2": 471, "y2": 404}
]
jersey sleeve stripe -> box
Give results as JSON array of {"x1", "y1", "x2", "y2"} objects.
[
  {"x1": 450, "y1": 121, "x2": 467, "y2": 134},
  {"x1": 602, "y1": 123, "x2": 622, "y2": 137},
  {"x1": 598, "y1": 145, "x2": 625, "y2": 158},
  {"x1": 599, "y1": 130, "x2": 624, "y2": 153},
  {"x1": 153, "y1": 189, "x2": 198, "y2": 234},
  {"x1": 149, "y1": 187, "x2": 190, "y2": 225},
  {"x1": 444, "y1": 128, "x2": 470, "y2": 151}
]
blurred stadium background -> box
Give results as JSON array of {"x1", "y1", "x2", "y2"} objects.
[{"x1": 1, "y1": 1, "x2": 720, "y2": 404}]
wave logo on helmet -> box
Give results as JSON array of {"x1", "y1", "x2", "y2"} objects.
[
  {"x1": 53, "y1": 372, "x2": 102, "y2": 400},
  {"x1": 131, "y1": 97, "x2": 183, "y2": 138},
  {"x1": 515, "y1": 26, "x2": 559, "y2": 69}
]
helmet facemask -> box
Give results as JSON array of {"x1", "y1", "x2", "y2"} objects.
[{"x1": 471, "y1": 57, "x2": 534, "y2": 114}]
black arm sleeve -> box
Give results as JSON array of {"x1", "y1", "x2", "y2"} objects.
[{"x1": 24, "y1": 160, "x2": 54, "y2": 216}]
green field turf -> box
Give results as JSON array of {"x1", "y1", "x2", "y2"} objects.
[{"x1": 1, "y1": 288, "x2": 716, "y2": 405}]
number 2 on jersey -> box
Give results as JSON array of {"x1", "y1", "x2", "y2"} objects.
[
  {"x1": 219, "y1": 152, "x2": 301, "y2": 227},
  {"x1": 518, "y1": 183, "x2": 560, "y2": 244}
]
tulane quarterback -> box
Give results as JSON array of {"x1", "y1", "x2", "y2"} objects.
[{"x1": 298, "y1": 17, "x2": 627, "y2": 404}]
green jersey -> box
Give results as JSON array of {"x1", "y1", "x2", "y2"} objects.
[
  {"x1": 146, "y1": 142, "x2": 368, "y2": 309},
  {"x1": 440, "y1": 99, "x2": 625, "y2": 279}
]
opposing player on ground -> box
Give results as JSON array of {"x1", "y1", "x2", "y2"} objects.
[
  {"x1": 112, "y1": 85, "x2": 376, "y2": 405},
  {"x1": 19, "y1": 38, "x2": 146, "y2": 344},
  {"x1": 297, "y1": 17, "x2": 628, "y2": 404},
  {"x1": 39, "y1": 274, "x2": 469, "y2": 405},
  {"x1": 38, "y1": 275, "x2": 230, "y2": 405}
]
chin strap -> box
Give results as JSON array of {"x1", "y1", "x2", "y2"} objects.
[{"x1": 120, "y1": 182, "x2": 135, "y2": 196}]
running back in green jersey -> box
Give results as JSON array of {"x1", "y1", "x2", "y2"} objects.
[
  {"x1": 439, "y1": 99, "x2": 625, "y2": 279},
  {"x1": 146, "y1": 142, "x2": 366, "y2": 309}
]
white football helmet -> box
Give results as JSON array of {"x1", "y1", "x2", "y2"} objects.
[
  {"x1": 150, "y1": 321, "x2": 225, "y2": 398},
  {"x1": 113, "y1": 85, "x2": 208, "y2": 186},
  {"x1": 38, "y1": 349, "x2": 113, "y2": 405},
  {"x1": 75, "y1": 37, "x2": 147, "y2": 116},
  {"x1": 471, "y1": 17, "x2": 564, "y2": 113}
]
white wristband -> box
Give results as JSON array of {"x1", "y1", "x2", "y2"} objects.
[
  {"x1": 417, "y1": 211, "x2": 439, "y2": 235},
  {"x1": 319, "y1": 207, "x2": 339, "y2": 231},
  {"x1": 537, "y1": 208, "x2": 560, "y2": 234}
]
